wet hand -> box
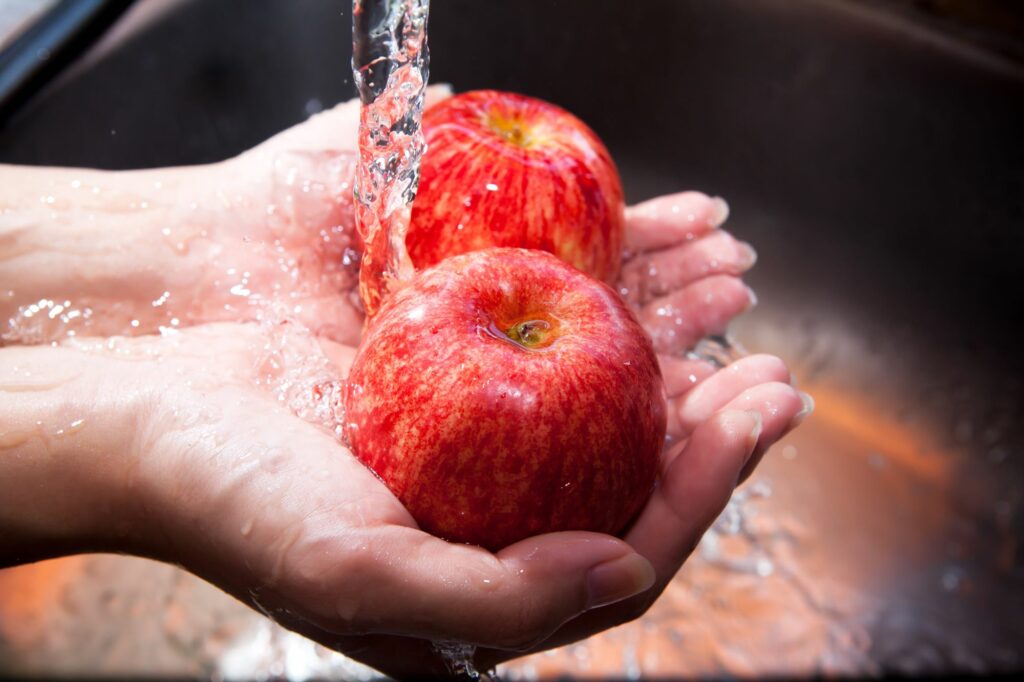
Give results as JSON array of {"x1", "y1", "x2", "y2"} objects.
[
  {"x1": 91, "y1": 321, "x2": 807, "y2": 677},
  {"x1": 1, "y1": 87, "x2": 812, "y2": 678},
  {"x1": 0, "y1": 88, "x2": 450, "y2": 347},
  {"x1": 30, "y1": 323, "x2": 656, "y2": 677}
]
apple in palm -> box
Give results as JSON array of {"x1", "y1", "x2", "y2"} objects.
[
  {"x1": 344, "y1": 248, "x2": 665, "y2": 550},
  {"x1": 407, "y1": 90, "x2": 626, "y2": 283}
]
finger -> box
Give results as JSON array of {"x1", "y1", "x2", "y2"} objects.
[
  {"x1": 718, "y1": 382, "x2": 807, "y2": 483},
  {"x1": 640, "y1": 275, "x2": 755, "y2": 354},
  {"x1": 659, "y1": 354, "x2": 718, "y2": 440},
  {"x1": 624, "y1": 192, "x2": 729, "y2": 254},
  {"x1": 291, "y1": 528, "x2": 654, "y2": 650},
  {"x1": 676, "y1": 354, "x2": 792, "y2": 433},
  {"x1": 629, "y1": 410, "x2": 761, "y2": 575},
  {"x1": 620, "y1": 231, "x2": 757, "y2": 307},
  {"x1": 528, "y1": 409, "x2": 762, "y2": 651},
  {"x1": 738, "y1": 387, "x2": 813, "y2": 483},
  {"x1": 659, "y1": 354, "x2": 718, "y2": 398}
]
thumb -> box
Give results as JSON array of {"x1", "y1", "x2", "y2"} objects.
[{"x1": 296, "y1": 527, "x2": 654, "y2": 650}]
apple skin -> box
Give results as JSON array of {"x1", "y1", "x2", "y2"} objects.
[
  {"x1": 407, "y1": 90, "x2": 626, "y2": 284},
  {"x1": 343, "y1": 248, "x2": 666, "y2": 551}
]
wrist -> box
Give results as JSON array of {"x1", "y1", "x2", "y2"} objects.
[
  {"x1": 0, "y1": 163, "x2": 226, "y2": 342},
  {"x1": 0, "y1": 343, "x2": 146, "y2": 564}
]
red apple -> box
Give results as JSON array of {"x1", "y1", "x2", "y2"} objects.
[
  {"x1": 407, "y1": 90, "x2": 626, "y2": 284},
  {"x1": 343, "y1": 248, "x2": 665, "y2": 551}
]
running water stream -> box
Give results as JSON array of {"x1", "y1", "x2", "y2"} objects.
[
  {"x1": 351, "y1": 0, "x2": 429, "y2": 318},
  {"x1": 353, "y1": 2, "x2": 486, "y2": 677}
]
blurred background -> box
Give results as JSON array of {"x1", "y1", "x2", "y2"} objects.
[{"x1": 1, "y1": 0, "x2": 1022, "y2": 678}]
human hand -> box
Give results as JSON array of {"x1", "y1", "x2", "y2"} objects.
[
  {"x1": 0, "y1": 322, "x2": 658, "y2": 676},
  {"x1": 0, "y1": 87, "x2": 448, "y2": 347},
  {"x1": 0, "y1": 87, "x2": 812, "y2": 678},
  {"x1": 0, "y1": 315, "x2": 804, "y2": 678}
]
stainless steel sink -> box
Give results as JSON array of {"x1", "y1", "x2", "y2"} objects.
[{"x1": 1, "y1": 0, "x2": 1021, "y2": 677}]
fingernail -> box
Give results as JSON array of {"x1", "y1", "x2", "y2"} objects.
[
  {"x1": 737, "y1": 242, "x2": 758, "y2": 270},
  {"x1": 710, "y1": 197, "x2": 730, "y2": 228},
  {"x1": 743, "y1": 410, "x2": 764, "y2": 463},
  {"x1": 586, "y1": 554, "x2": 656, "y2": 609},
  {"x1": 744, "y1": 285, "x2": 759, "y2": 308},
  {"x1": 789, "y1": 391, "x2": 815, "y2": 429}
]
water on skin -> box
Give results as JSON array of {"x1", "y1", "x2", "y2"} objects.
[{"x1": 3, "y1": 152, "x2": 359, "y2": 347}]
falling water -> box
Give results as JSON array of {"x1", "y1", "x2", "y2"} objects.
[
  {"x1": 351, "y1": 0, "x2": 429, "y2": 317},
  {"x1": 352, "y1": 1, "x2": 488, "y2": 676}
]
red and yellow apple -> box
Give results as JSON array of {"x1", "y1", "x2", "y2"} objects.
[
  {"x1": 343, "y1": 248, "x2": 666, "y2": 550},
  {"x1": 407, "y1": 90, "x2": 626, "y2": 284}
]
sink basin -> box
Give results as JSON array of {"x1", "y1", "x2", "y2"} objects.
[{"x1": 1, "y1": 0, "x2": 1021, "y2": 677}]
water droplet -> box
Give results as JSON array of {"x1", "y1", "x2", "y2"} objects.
[{"x1": 305, "y1": 97, "x2": 323, "y2": 115}]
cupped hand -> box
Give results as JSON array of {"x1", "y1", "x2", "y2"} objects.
[
  {"x1": 75, "y1": 316, "x2": 807, "y2": 678},
  {"x1": 75, "y1": 322, "x2": 653, "y2": 676},
  {"x1": 3, "y1": 88, "x2": 813, "y2": 677}
]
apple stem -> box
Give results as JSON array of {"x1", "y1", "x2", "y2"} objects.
[{"x1": 507, "y1": 319, "x2": 552, "y2": 348}]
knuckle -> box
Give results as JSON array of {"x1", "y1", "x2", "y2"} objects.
[
  {"x1": 278, "y1": 526, "x2": 376, "y2": 635},
  {"x1": 501, "y1": 610, "x2": 558, "y2": 651},
  {"x1": 496, "y1": 585, "x2": 581, "y2": 651},
  {"x1": 472, "y1": 588, "x2": 559, "y2": 651}
]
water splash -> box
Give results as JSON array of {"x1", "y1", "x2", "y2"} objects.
[
  {"x1": 352, "y1": 0, "x2": 430, "y2": 317},
  {"x1": 432, "y1": 640, "x2": 485, "y2": 679},
  {"x1": 254, "y1": 301, "x2": 346, "y2": 439},
  {"x1": 691, "y1": 333, "x2": 748, "y2": 368}
]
